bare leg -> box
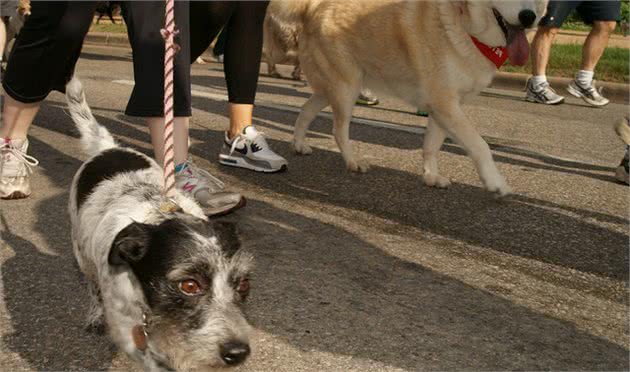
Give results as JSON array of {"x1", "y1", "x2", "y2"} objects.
[
  {"x1": 531, "y1": 26, "x2": 559, "y2": 76},
  {"x1": 146, "y1": 117, "x2": 190, "y2": 167},
  {"x1": 422, "y1": 116, "x2": 451, "y2": 188},
  {"x1": 581, "y1": 21, "x2": 616, "y2": 71},
  {"x1": 293, "y1": 93, "x2": 328, "y2": 155},
  {"x1": 227, "y1": 103, "x2": 254, "y2": 139},
  {"x1": 0, "y1": 94, "x2": 40, "y2": 140}
]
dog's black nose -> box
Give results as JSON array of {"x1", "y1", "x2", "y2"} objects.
[
  {"x1": 220, "y1": 341, "x2": 250, "y2": 365},
  {"x1": 518, "y1": 9, "x2": 536, "y2": 28}
]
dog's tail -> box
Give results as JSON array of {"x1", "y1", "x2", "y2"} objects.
[{"x1": 65, "y1": 77, "x2": 117, "y2": 157}]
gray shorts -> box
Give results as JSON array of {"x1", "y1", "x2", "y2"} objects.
[{"x1": 540, "y1": 1, "x2": 621, "y2": 27}]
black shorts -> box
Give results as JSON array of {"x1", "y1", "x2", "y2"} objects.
[{"x1": 539, "y1": 1, "x2": 621, "y2": 27}]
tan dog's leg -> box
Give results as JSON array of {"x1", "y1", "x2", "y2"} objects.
[
  {"x1": 432, "y1": 103, "x2": 510, "y2": 195},
  {"x1": 293, "y1": 93, "x2": 328, "y2": 155},
  {"x1": 330, "y1": 89, "x2": 369, "y2": 173},
  {"x1": 422, "y1": 116, "x2": 451, "y2": 188},
  {"x1": 291, "y1": 63, "x2": 301, "y2": 80}
]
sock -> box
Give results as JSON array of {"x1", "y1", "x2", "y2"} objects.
[
  {"x1": 530, "y1": 75, "x2": 547, "y2": 87},
  {"x1": 174, "y1": 162, "x2": 187, "y2": 174},
  {"x1": 576, "y1": 70, "x2": 594, "y2": 87}
]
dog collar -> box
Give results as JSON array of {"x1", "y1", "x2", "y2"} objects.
[
  {"x1": 132, "y1": 313, "x2": 149, "y2": 351},
  {"x1": 470, "y1": 36, "x2": 508, "y2": 69}
]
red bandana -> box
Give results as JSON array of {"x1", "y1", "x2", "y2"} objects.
[{"x1": 470, "y1": 36, "x2": 508, "y2": 69}]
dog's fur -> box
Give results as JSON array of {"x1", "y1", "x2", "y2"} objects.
[
  {"x1": 262, "y1": 0, "x2": 302, "y2": 80},
  {"x1": 66, "y1": 78, "x2": 253, "y2": 371},
  {"x1": 280, "y1": 0, "x2": 547, "y2": 195}
]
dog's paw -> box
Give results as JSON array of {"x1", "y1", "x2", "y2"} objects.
[
  {"x1": 483, "y1": 175, "x2": 511, "y2": 196},
  {"x1": 293, "y1": 142, "x2": 313, "y2": 155},
  {"x1": 423, "y1": 173, "x2": 451, "y2": 188},
  {"x1": 347, "y1": 158, "x2": 370, "y2": 173}
]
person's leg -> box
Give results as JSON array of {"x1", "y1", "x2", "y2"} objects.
[
  {"x1": 124, "y1": 1, "x2": 243, "y2": 213},
  {"x1": 214, "y1": 1, "x2": 287, "y2": 172},
  {"x1": 580, "y1": 20, "x2": 616, "y2": 74},
  {"x1": 1, "y1": 1, "x2": 95, "y2": 199},
  {"x1": 122, "y1": 1, "x2": 192, "y2": 166},
  {"x1": 530, "y1": 26, "x2": 558, "y2": 78},
  {"x1": 566, "y1": 1, "x2": 619, "y2": 106},
  {"x1": 525, "y1": 1, "x2": 573, "y2": 105}
]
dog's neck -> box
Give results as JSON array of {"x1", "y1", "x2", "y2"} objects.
[{"x1": 438, "y1": 1, "x2": 501, "y2": 70}]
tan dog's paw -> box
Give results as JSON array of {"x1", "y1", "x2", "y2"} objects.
[
  {"x1": 293, "y1": 141, "x2": 312, "y2": 155},
  {"x1": 483, "y1": 175, "x2": 511, "y2": 196},
  {"x1": 423, "y1": 173, "x2": 451, "y2": 188},
  {"x1": 347, "y1": 159, "x2": 370, "y2": 173}
]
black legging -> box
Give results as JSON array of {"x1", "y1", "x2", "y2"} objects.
[
  {"x1": 2, "y1": 1, "x2": 96, "y2": 103},
  {"x1": 3, "y1": 1, "x2": 268, "y2": 113},
  {"x1": 190, "y1": 1, "x2": 269, "y2": 104}
]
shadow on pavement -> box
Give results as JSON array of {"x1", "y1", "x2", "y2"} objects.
[{"x1": 223, "y1": 199, "x2": 629, "y2": 370}]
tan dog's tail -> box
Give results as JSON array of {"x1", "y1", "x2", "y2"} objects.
[{"x1": 614, "y1": 116, "x2": 630, "y2": 146}]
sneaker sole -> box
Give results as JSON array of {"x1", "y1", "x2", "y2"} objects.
[
  {"x1": 566, "y1": 85, "x2": 609, "y2": 107},
  {"x1": 206, "y1": 196, "x2": 247, "y2": 217},
  {"x1": 219, "y1": 154, "x2": 288, "y2": 173},
  {"x1": 0, "y1": 190, "x2": 30, "y2": 200},
  {"x1": 525, "y1": 95, "x2": 564, "y2": 105}
]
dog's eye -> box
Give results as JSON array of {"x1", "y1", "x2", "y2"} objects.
[
  {"x1": 179, "y1": 279, "x2": 202, "y2": 296},
  {"x1": 236, "y1": 277, "x2": 250, "y2": 295}
]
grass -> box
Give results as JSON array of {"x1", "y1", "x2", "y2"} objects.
[
  {"x1": 502, "y1": 44, "x2": 630, "y2": 83},
  {"x1": 562, "y1": 22, "x2": 627, "y2": 35}
]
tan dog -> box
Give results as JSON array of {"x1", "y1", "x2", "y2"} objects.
[
  {"x1": 282, "y1": 0, "x2": 547, "y2": 195},
  {"x1": 263, "y1": 0, "x2": 302, "y2": 80}
]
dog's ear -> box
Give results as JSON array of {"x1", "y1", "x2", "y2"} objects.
[
  {"x1": 109, "y1": 222, "x2": 153, "y2": 266},
  {"x1": 211, "y1": 221, "x2": 241, "y2": 258}
]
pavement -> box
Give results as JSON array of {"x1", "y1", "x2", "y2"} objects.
[{"x1": 0, "y1": 44, "x2": 628, "y2": 371}]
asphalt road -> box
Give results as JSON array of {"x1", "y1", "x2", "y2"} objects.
[{"x1": 1, "y1": 45, "x2": 628, "y2": 371}]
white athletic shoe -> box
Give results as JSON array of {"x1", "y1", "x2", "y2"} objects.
[
  {"x1": 175, "y1": 160, "x2": 245, "y2": 216},
  {"x1": 219, "y1": 126, "x2": 288, "y2": 173},
  {"x1": 0, "y1": 138, "x2": 39, "y2": 199},
  {"x1": 567, "y1": 79, "x2": 610, "y2": 107}
]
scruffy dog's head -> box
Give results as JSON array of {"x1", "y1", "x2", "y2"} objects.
[{"x1": 109, "y1": 215, "x2": 253, "y2": 370}]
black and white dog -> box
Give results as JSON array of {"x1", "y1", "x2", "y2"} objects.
[{"x1": 66, "y1": 78, "x2": 253, "y2": 371}]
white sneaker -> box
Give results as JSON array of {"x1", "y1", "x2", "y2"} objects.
[
  {"x1": 0, "y1": 138, "x2": 39, "y2": 199},
  {"x1": 567, "y1": 79, "x2": 610, "y2": 107},
  {"x1": 220, "y1": 126, "x2": 288, "y2": 173},
  {"x1": 525, "y1": 77, "x2": 565, "y2": 105},
  {"x1": 175, "y1": 160, "x2": 245, "y2": 216}
]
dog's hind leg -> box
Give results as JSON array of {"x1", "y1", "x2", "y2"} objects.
[
  {"x1": 293, "y1": 93, "x2": 328, "y2": 155},
  {"x1": 85, "y1": 281, "x2": 106, "y2": 334},
  {"x1": 422, "y1": 116, "x2": 451, "y2": 188},
  {"x1": 432, "y1": 103, "x2": 510, "y2": 195}
]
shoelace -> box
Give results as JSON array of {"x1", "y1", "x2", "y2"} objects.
[
  {"x1": 228, "y1": 131, "x2": 269, "y2": 156},
  {"x1": 0, "y1": 142, "x2": 39, "y2": 176},
  {"x1": 534, "y1": 82, "x2": 560, "y2": 98},
  {"x1": 184, "y1": 161, "x2": 225, "y2": 190}
]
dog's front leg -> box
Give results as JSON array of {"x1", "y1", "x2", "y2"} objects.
[
  {"x1": 85, "y1": 281, "x2": 106, "y2": 334},
  {"x1": 331, "y1": 94, "x2": 370, "y2": 173},
  {"x1": 422, "y1": 116, "x2": 451, "y2": 188},
  {"x1": 432, "y1": 103, "x2": 510, "y2": 196}
]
